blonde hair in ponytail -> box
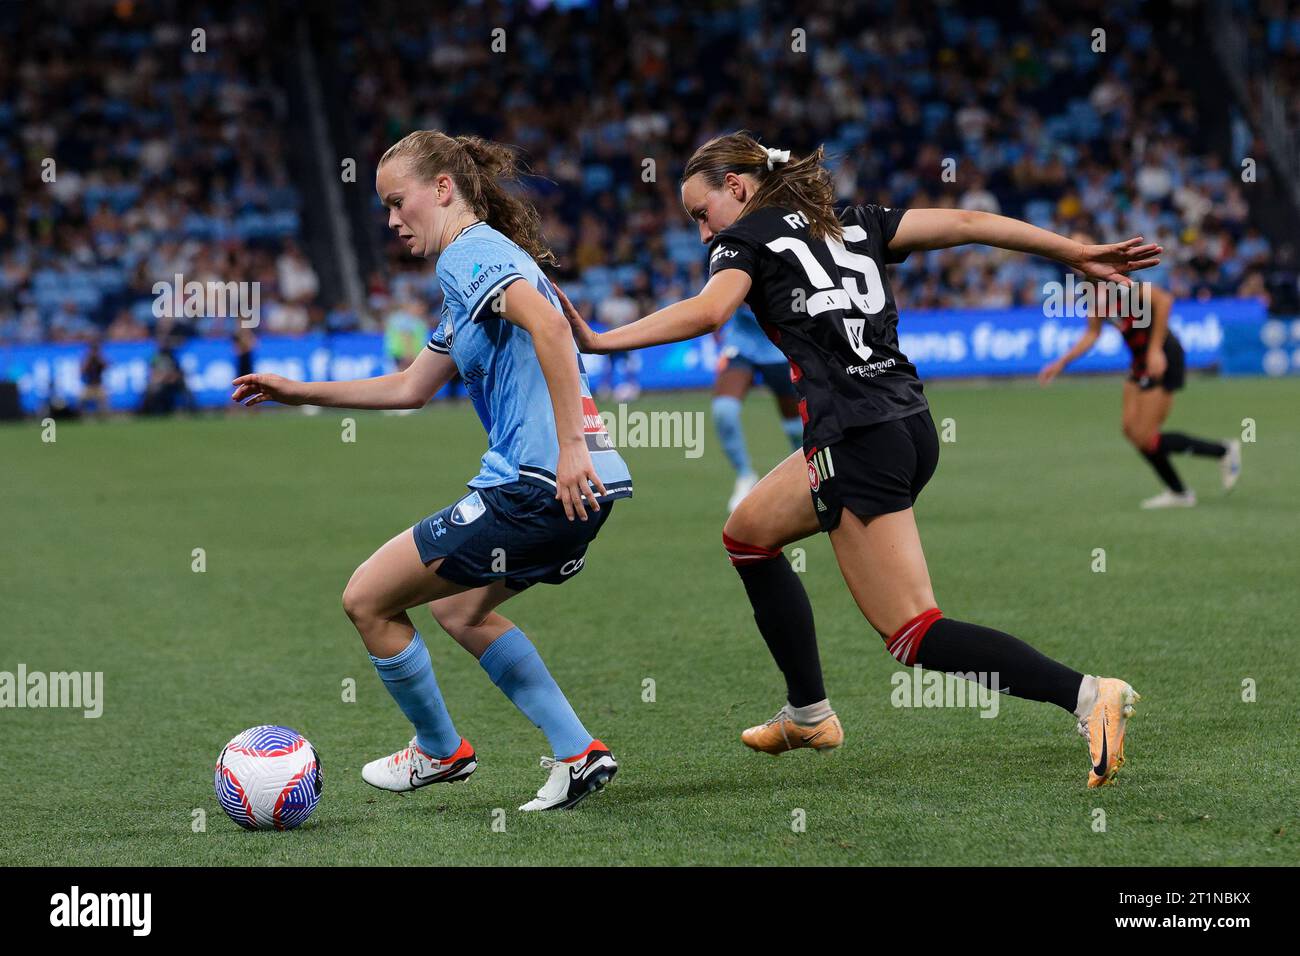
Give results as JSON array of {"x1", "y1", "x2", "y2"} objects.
[
  {"x1": 379, "y1": 131, "x2": 558, "y2": 266},
  {"x1": 682, "y1": 131, "x2": 842, "y2": 241}
]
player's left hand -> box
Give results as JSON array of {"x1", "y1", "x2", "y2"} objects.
[
  {"x1": 555, "y1": 440, "x2": 607, "y2": 521},
  {"x1": 1144, "y1": 347, "x2": 1167, "y2": 381},
  {"x1": 1073, "y1": 236, "x2": 1162, "y2": 285}
]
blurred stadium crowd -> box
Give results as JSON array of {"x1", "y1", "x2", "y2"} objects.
[{"x1": 1, "y1": 0, "x2": 1297, "y2": 358}]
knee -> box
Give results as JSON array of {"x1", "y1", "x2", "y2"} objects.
[
  {"x1": 429, "y1": 602, "x2": 488, "y2": 644},
  {"x1": 1125, "y1": 424, "x2": 1156, "y2": 451},
  {"x1": 722, "y1": 509, "x2": 782, "y2": 563},
  {"x1": 341, "y1": 566, "x2": 379, "y2": 625}
]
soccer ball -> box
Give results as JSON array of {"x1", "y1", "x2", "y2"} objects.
[{"x1": 214, "y1": 725, "x2": 322, "y2": 830}]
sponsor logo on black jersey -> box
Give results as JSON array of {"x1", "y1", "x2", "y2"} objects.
[
  {"x1": 845, "y1": 356, "x2": 898, "y2": 378},
  {"x1": 843, "y1": 318, "x2": 874, "y2": 362}
]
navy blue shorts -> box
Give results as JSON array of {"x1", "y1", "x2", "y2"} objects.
[
  {"x1": 412, "y1": 481, "x2": 614, "y2": 591},
  {"x1": 723, "y1": 350, "x2": 796, "y2": 398}
]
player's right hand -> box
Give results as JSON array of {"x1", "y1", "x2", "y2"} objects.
[
  {"x1": 231, "y1": 373, "x2": 307, "y2": 407},
  {"x1": 553, "y1": 283, "x2": 604, "y2": 353},
  {"x1": 1037, "y1": 361, "x2": 1062, "y2": 386}
]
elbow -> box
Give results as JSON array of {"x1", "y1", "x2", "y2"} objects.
[
  {"x1": 536, "y1": 309, "x2": 574, "y2": 342},
  {"x1": 699, "y1": 301, "x2": 729, "y2": 334},
  {"x1": 957, "y1": 208, "x2": 986, "y2": 241},
  {"x1": 397, "y1": 386, "x2": 427, "y2": 410}
]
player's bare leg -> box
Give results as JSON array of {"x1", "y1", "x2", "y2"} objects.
[
  {"x1": 1123, "y1": 382, "x2": 1194, "y2": 509},
  {"x1": 343, "y1": 527, "x2": 474, "y2": 659},
  {"x1": 429, "y1": 581, "x2": 519, "y2": 658},
  {"x1": 829, "y1": 506, "x2": 1139, "y2": 787},
  {"x1": 1127, "y1": 380, "x2": 1236, "y2": 504},
  {"x1": 343, "y1": 529, "x2": 479, "y2": 791},
  {"x1": 345, "y1": 533, "x2": 613, "y2": 803},
  {"x1": 724, "y1": 450, "x2": 844, "y2": 754}
]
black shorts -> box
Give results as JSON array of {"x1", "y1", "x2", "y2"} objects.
[
  {"x1": 1130, "y1": 335, "x2": 1185, "y2": 392},
  {"x1": 807, "y1": 410, "x2": 940, "y2": 533},
  {"x1": 412, "y1": 482, "x2": 614, "y2": 591},
  {"x1": 722, "y1": 349, "x2": 796, "y2": 398}
]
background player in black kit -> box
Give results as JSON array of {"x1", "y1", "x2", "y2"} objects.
[
  {"x1": 1039, "y1": 233, "x2": 1242, "y2": 509},
  {"x1": 559, "y1": 133, "x2": 1163, "y2": 788}
]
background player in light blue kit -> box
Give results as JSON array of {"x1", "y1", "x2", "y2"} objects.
[
  {"x1": 231, "y1": 131, "x2": 631, "y2": 812},
  {"x1": 714, "y1": 306, "x2": 803, "y2": 512}
]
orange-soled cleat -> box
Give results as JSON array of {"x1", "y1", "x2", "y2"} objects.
[
  {"x1": 741, "y1": 706, "x2": 844, "y2": 755},
  {"x1": 1080, "y1": 678, "x2": 1140, "y2": 788}
]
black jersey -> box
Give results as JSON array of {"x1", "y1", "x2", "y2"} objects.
[{"x1": 707, "y1": 204, "x2": 928, "y2": 449}]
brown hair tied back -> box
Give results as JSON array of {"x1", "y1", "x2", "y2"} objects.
[
  {"x1": 682, "y1": 131, "x2": 842, "y2": 241},
  {"x1": 380, "y1": 130, "x2": 558, "y2": 266}
]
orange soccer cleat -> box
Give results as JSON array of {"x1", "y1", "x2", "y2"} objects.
[
  {"x1": 741, "y1": 706, "x2": 844, "y2": 755},
  {"x1": 1079, "y1": 678, "x2": 1141, "y2": 788}
]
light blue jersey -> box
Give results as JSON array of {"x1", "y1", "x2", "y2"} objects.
[
  {"x1": 428, "y1": 221, "x2": 633, "y2": 499},
  {"x1": 722, "y1": 306, "x2": 785, "y2": 365}
]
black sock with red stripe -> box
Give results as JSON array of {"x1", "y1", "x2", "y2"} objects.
[
  {"x1": 723, "y1": 533, "x2": 826, "y2": 708},
  {"x1": 1140, "y1": 447, "x2": 1186, "y2": 493},
  {"x1": 889, "y1": 610, "x2": 1083, "y2": 712},
  {"x1": 1158, "y1": 432, "x2": 1226, "y2": 457}
]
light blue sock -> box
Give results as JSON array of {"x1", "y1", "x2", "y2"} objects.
[
  {"x1": 712, "y1": 395, "x2": 752, "y2": 476},
  {"x1": 369, "y1": 632, "x2": 461, "y2": 759},
  {"x1": 781, "y1": 415, "x2": 803, "y2": 450},
  {"x1": 479, "y1": 627, "x2": 593, "y2": 760}
]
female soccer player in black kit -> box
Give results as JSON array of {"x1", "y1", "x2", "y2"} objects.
[
  {"x1": 558, "y1": 133, "x2": 1161, "y2": 788},
  {"x1": 1039, "y1": 233, "x2": 1241, "y2": 509}
]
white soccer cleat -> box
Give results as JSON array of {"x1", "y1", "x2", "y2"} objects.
[
  {"x1": 728, "y1": 472, "x2": 758, "y2": 513},
  {"x1": 518, "y1": 740, "x2": 617, "y2": 811},
  {"x1": 1220, "y1": 439, "x2": 1242, "y2": 493},
  {"x1": 1140, "y1": 489, "x2": 1196, "y2": 510},
  {"x1": 361, "y1": 736, "x2": 476, "y2": 792}
]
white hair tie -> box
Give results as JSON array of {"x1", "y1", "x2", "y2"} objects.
[{"x1": 765, "y1": 147, "x2": 791, "y2": 170}]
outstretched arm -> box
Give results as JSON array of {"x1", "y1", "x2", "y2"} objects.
[
  {"x1": 1039, "y1": 313, "x2": 1103, "y2": 386},
  {"x1": 556, "y1": 270, "x2": 751, "y2": 354},
  {"x1": 890, "y1": 209, "x2": 1162, "y2": 285},
  {"x1": 231, "y1": 345, "x2": 456, "y2": 409}
]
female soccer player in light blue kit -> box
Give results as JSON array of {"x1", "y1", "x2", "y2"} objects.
[
  {"x1": 714, "y1": 306, "x2": 803, "y2": 512},
  {"x1": 231, "y1": 131, "x2": 632, "y2": 811}
]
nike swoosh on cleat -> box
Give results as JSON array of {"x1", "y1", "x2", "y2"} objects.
[
  {"x1": 1092, "y1": 710, "x2": 1109, "y2": 778},
  {"x1": 411, "y1": 757, "x2": 471, "y2": 786},
  {"x1": 569, "y1": 752, "x2": 613, "y2": 778},
  {"x1": 800, "y1": 729, "x2": 825, "y2": 745}
]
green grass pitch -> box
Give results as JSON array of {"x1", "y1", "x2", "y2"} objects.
[{"x1": 2, "y1": 375, "x2": 1297, "y2": 866}]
